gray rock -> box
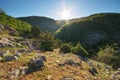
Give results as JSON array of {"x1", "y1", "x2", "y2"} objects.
[
  {"x1": 9, "y1": 66, "x2": 29, "y2": 78},
  {"x1": 40, "y1": 56, "x2": 46, "y2": 61},
  {"x1": 97, "y1": 64, "x2": 101, "y2": 69},
  {"x1": 29, "y1": 57, "x2": 44, "y2": 68},
  {"x1": 58, "y1": 63, "x2": 65, "y2": 66},
  {"x1": 0, "y1": 50, "x2": 9, "y2": 57},
  {"x1": 62, "y1": 76, "x2": 75, "y2": 80},
  {"x1": 89, "y1": 67, "x2": 98, "y2": 76},
  {"x1": 5, "y1": 56, "x2": 18, "y2": 61},
  {"x1": 111, "y1": 68, "x2": 120, "y2": 80}
]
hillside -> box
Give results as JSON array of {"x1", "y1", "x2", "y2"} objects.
[
  {"x1": 56, "y1": 13, "x2": 120, "y2": 48},
  {"x1": 0, "y1": 13, "x2": 32, "y2": 35},
  {"x1": 17, "y1": 16, "x2": 60, "y2": 32}
]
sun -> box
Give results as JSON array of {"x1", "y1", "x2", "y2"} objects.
[
  {"x1": 60, "y1": 9, "x2": 71, "y2": 20},
  {"x1": 59, "y1": 7, "x2": 72, "y2": 21}
]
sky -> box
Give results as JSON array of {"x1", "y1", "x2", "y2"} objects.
[{"x1": 0, "y1": 0, "x2": 120, "y2": 20}]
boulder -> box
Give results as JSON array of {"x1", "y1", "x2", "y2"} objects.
[
  {"x1": 5, "y1": 56, "x2": 18, "y2": 61},
  {"x1": 28, "y1": 57, "x2": 44, "y2": 69}
]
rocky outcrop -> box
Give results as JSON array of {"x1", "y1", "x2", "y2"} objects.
[
  {"x1": 0, "y1": 50, "x2": 9, "y2": 57},
  {"x1": 58, "y1": 59, "x2": 81, "y2": 67},
  {"x1": 111, "y1": 68, "x2": 120, "y2": 80},
  {"x1": 0, "y1": 24, "x2": 4, "y2": 33},
  {"x1": 8, "y1": 66, "x2": 29, "y2": 78},
  {"x1": 4, "y1": 25, "x2": 18, "y2": 35},
  {"x1": 28, "y1": 57, "x2": 44, "y2": 68},
  {"x1": 84, "y1": 32, "x2": 107, "y2": 46},
  {"x1": 8, "y1": 55, "x2": 46, "y2": 79},
  {"x1": 0, "y1": 38, "x2": 14, "y2": 48}
]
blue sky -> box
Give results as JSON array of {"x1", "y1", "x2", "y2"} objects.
[{"x1": 0, "y1": 0, "x2": 120, "y2": 20}]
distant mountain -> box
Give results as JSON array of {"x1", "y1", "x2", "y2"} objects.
[
  {"x1": 56, "y1": 13, "x2": 120, "y2": 48},
  {"x1": 17, "y1": 16, "x2": 60, "y2": 32}
]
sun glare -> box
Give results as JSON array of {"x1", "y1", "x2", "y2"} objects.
[{"x1": 59, "y1": 7, "x2": 72, "y2": 21}]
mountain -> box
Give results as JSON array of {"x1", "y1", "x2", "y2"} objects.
[
  {"x1": 17, "y1": 16, "x2": 60, "y2": 32},
  {"x1": 0, "y1": 13, "x2": 32, "y2": 35},
  {"x1": 0, "y1": 8, "x2": 6, "y2": 14},
  {"x1": 56, "y1": 13, "x2": 120, "y2": 48}
]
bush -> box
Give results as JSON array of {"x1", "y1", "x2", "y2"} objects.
[
  {"x1": 39, "y1": 32, "x2": 54, "y2": 51},
  {"x1": 60, "y1": 43, "x2": 71, "y2": 53},
  {"x1": 97, "y1": 44, "x2": 120, "y2": 69},
  {"x1": 53, "y1": 39, "x2": 62, "y2": 48},
  {"x1": 71, "y1": 43, "x2": 88, "y2": 57},
  {"x1": 39, "y1": 41, "x2": 53, "y2": 51}
]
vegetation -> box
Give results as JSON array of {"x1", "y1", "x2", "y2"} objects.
[
  {"x1": 39, "y1": 32, "x2": 54, "y2": 51},
  {"x1": 96, "y1": 44, "x2": 120, "y2": 69},
  {"x1": 60, "y1": 43, "x2": 71, "y2": 53},
  {"x1": 0, "y1": 13, "x2": 32, "y2": 35},
  {"x1": 56, "y1": 13, "x2": 120, "y2": 49},
  {"x1": 17, "y1": 16, "x2": 60, "y2": 32},
  {"x1": 71, "y1": 43, "x2": 88, "y2": 57}
]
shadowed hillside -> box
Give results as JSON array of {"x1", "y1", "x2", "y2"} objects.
[{"x1": 17, "y1": 16, "x2": 60, "y2": 32}]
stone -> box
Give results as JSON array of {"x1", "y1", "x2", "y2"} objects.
[
  {"x1": 19, "y1": 67, "x2": 29, "y2": 75},
  {"x1": 62, "y1": 76, "x2": 75, "y2": 80},
  {"x1": 5, "y1": 56, "x2": 18, "y2": 61},
  {"x1": 58, "y1": 63, "x2": 65, "y2": 66},
  {"x1": 111, "y1": 68, "x2": 120, "y2": 80},
  {"x1": 0, "y1": 50, "x2": 8, "y2": 57},
  {"x1": 89, "y1": 67, "x2": 98, "y2": 76},
  {"x1": 0, "y1": 51, "x2": 6, "y2": 57},
  {"x1": 40, "y1": 56, "x2": 46, "y2": 61},
  {"x1": 97, "y1": 64, "x2": 101, "y2": 69},
  {"x1": 29, "y1": 57, "x2": 44, "y2": 69},
  {"x1": 9, "y1": 66, "x2": 29, "y2": 78},
  {"x1": 64, "y1": 59, "x2": 75, "y2": 66}
]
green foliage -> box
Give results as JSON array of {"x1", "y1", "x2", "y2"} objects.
[
  {"x1": 71, "y1": 43, "x2": 88, "y2": 57},
  {"x1": 17, "y1": 16, "x2": 60, "y2": 32},
  {"x1": 60, "y1": 43, "x2": 71, "y2": 53},
  {"x1": 0, "y1": 13, "x2": 32, "y2": 35},
  {"x1": 56, "y1": 13, "x2": 120, "y2": 49},
  {"x1": 39, "y1": 32, "x2": 54, "y2": 51},
  {"x1": 53, "y1": 39, "x2": 63, "y2": 48},
  {"x1": 97, "y1": 44, "x2": 120, "y2": 69},
  {"x1": 30, "y1": 26, "x2": 41, "y2": 38}
]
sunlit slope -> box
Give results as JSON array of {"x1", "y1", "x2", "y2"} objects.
[{"x1": 56, "y1": 13, "x2": 120, "y2": 47}]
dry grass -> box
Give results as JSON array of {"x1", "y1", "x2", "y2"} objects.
[{"x1": 0, "y1": 49, "x2": 114, "y2": 80}]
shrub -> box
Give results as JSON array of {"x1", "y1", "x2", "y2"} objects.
[
  {"x1": 60, "y1": 43, "x2": 71, "y2": 53},
  {"x1": 53, "y1": 39, "x2": 62, "y2": 48},
  {"x1": 71, "y1": 43, "x2": 88, "y2": 57},
  {"x1": 39, "y1": 32, "x2": 54, "y2": 51},
  {"x1": 97, "y1": 44, "x2": 120, "y2": 69}
]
